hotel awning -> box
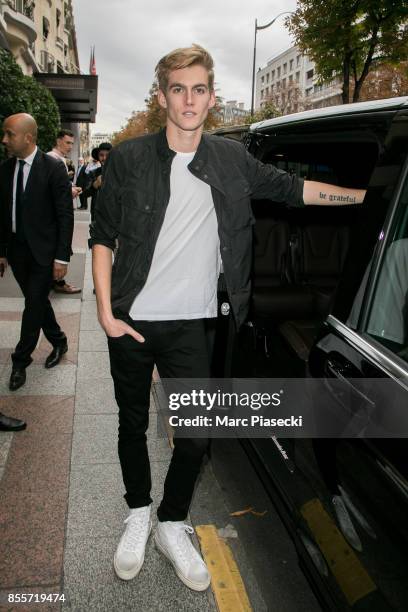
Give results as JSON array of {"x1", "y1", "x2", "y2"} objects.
[{"x1": 34, "y1": 73, "x2": 98, "y2": 123}]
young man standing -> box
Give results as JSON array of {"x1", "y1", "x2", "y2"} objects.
[
  {"x1": 90, "y1": 45, "x2": 366, "y2": 591},
  {"x1": 48, "y1": 129, "x2": 82, "y2": 294}
]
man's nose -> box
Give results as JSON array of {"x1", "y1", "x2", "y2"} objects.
[{"x1": 185, "y1": 89, "x2": 193, "y2": 105}]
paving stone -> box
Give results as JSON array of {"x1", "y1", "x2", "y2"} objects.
[
  {"x1": 79, "y1": 330, "x2": 109, "y2": 352},
  {"x1": 77, "y1": 352, "x2": 111, "y2": 380},
  {"x1": 0, "y1": 365, "x2": 76, "y2": 396},
  {"x1": 80, "y1": 315, "x2": 102, "y2": 331},
  {"x1": 0, "y1": 432, "x2": 13, "y2": 466},
  {"x1": 70, "y1": 417, "x2": 170, "y2": 466},
  {"x1": 75, "y1": 379, "x2": 118, "y2": 414},
  {"x1": 0, "y1": 321, "x2": 22, "y2": 348},
  {"x1": 66, "y1": 462, "x2": 168, "y2": 539}
]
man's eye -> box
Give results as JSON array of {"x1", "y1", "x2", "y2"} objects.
[
  {"x1": 172, "y1": 87, "x2": 183, "y2": 93},
  {"x1": 194, "y1": 88, "x2": 206, "y2": 94}
]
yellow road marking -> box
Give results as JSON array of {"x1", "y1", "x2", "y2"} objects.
[
  {"x1": 301, "y1": 498, "x2": 377, "y2": 606},
  {"x1": 196, "y1": 524, "x2": 252, "y2": 612}
]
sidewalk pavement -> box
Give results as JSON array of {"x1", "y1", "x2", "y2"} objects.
[{"x1": 0, "y1": 211, "x2": 217, "y2": 612}]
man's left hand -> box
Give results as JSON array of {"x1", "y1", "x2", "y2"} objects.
[{"x1": 53, "y1": 262, "x2": 68, "y2": 281}]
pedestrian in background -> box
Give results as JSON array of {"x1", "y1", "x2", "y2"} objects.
[
  {"x1": 0, "y1": 113, "x2": 73, "y2": 392},
  {"x1": 75, "y1": 157, "x2": 89, "y2": 210},
  {"x1": 48, "y1": 129, "x2": 82, "y2": 294}
]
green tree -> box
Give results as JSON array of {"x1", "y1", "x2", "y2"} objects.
[
  {"x1": 111, "y1": 110, "x2": 149, "y2": 146},
  {"x1": 0, "y1": 49, "x2": 60, "y2": 160},
  {"x1": 248, "y1": 101, "x2": 281, "y2": 124},
  {"x1": 23, "y1": 76, "x2": 60, "y2": 152},
  {"x1": 287, "y1": 0, "x2": 408, "y2": 103},
  {"x1": 145, "y1": 82, "x2": 166, "y2": 133}
]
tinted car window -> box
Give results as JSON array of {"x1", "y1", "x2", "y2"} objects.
[{"x1": 363, "y1": 170, "x2": 408, "y2": 362}]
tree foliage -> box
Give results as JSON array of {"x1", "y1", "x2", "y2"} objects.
[
  {"x1": 248, "y1": 101, "x2": 281, "y2": 124},
  {"x1": 358, "y1": 61, "x2": 408, "y2": 100},
  {"x1": 0, "y1": 49, "x2": 60, "y2": 160},
  {"x1": 111, "y1": 110, "x2": 148, "y2": 146},
  {"x1": 287, "y1": 0, "x2": 408, "y2": 103}
]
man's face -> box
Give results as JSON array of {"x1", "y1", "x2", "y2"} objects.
[
  {"x1": 2, "y1": 118, "x2": 32, "y2": 158},
  {"x1": 158, "y1": 65, "x2": 215, "y2": 133},
  {"x1": 98, "y1": 149, "x2": 110, "y2": 165},
  {"x1": 57, "y1": 135, "x2": 74, "y2": 156}
]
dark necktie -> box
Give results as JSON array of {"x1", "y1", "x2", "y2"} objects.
[{"x1": 15, "y1": 159, "x2": 26, "y2": 242}]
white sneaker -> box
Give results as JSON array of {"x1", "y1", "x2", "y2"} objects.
[
  {"x1": 114, "y1": 505, "x2": 152, "y2": 580},
  {"x1": 154, "y1": 521, "x2": 211, "y2": 591}
]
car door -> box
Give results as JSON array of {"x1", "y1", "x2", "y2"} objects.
[{"x1": 308, "y1": 120, "x2": 408, "y2": 610}]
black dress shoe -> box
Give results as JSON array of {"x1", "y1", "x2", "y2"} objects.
[
  {"x1": 9, "y1": 368, "x2": 26, "y2": 391},
  {"x1": 45, "y1": 343, "x2": 68, "y2": 369},
  {"x1": 0, "y1": 412, "x2": 27, "y2": 431}
]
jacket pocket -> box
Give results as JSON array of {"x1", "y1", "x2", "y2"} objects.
[
  {"x1": 120, "y1": 189, "x2": 154, "y2": 239},
  {"x1": 224, "y1": 178, "x2": 255, "y2": 230}
]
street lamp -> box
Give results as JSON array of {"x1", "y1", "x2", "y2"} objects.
[{"x1": 250, "y1": 12, "x2": 295, "y2": 116}]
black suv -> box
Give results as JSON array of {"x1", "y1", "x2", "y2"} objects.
[{"x1": 214, "y1": 97, "x2": 408, "y2": 611}]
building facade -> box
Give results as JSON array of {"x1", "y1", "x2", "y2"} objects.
[
  {"x1": 0, "y1": 0, "x2": 91, "y2": 161},
  {"x1": 90, "y1": 132, "x2": 112, "y2": 150},
  {"x1": 214, "y1": 100, "x2": 250, "y2": 125},
  {"x1": 256, "y1": 45, "x2": 342, "y2": 115}
]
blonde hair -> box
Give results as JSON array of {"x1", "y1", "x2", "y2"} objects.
[{"x1": 155, "y1": 44, "x2": 214, "y2": 92}]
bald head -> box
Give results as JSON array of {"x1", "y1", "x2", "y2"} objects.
[{"x1": 2, "y1": 113, "x2": 38, "y2": 158}]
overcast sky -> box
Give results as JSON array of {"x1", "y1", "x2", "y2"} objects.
[{"x1": 72, "y1": 0, "x2": 297, "y2": 135}]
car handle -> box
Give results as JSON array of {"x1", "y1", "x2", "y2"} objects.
[{"x1": 326, "y1": 359, "x2": 376, "y2": 408}]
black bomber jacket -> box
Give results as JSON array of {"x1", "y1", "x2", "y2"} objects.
[{"x1": 89, "y1": 129, "x2": 305, "y2": 328}]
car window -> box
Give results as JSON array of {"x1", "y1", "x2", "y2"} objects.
[{"x1": 363, "y1": 171, "x2": 408, "y2": 363}]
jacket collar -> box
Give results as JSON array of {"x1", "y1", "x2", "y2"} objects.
[{"x1": 156, "y1": 128, "x2": 209, "y2": 167}]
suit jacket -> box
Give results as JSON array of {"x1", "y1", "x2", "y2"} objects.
[{"x1": 0, "y1": 149, "x2": 74, "y2": 265}]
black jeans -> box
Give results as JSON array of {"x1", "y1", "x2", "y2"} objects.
[
  {"x1": 108, "y1": 318, "x2": 211, "y2": 521},
  {"x1": 8, "y1": 238, "x2": 66, "y2": 369}
]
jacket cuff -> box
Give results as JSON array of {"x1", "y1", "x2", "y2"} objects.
[{"x1": 88, "y1": 238, "x2": 116, "y2": 251}]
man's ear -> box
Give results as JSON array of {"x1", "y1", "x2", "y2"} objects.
[
  {"x1": 157, "y1": 89, "x2": 167, "y2": 109},
  {"x1": 208, "y1": 90, "x2": 216, "y2": 110}
]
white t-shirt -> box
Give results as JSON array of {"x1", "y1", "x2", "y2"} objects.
[{"x1": 129, "y1": 151, "x2": 220, "y2": 320}]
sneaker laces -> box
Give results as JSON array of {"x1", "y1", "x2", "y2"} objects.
[
  {"x1": 172, "y1": 523, "x2": 197, "y2": 564},
  {"x1": 122, "y1": 508, "x2": 150, "y2": 552}
]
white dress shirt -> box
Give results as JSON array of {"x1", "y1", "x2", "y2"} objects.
[{"x1": 12, "y1": 146, "x2": 37, "y2": 233}]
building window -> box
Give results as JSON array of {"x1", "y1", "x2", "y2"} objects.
[
  {"x1": 271, "y1": 84, "x2": 274, "y2": 93},
  {"x1": 271, "y1": 69, "x2": 275, "y2": 80},
  {"x1": 307, "y1": 69, "x2": 314, "y2": 79},
  {"x1": 296, "y1": 55, "x2": 301, "y2": 67},
  {"x1": 295, "y1": 71, "x2": 300, "y2": 82},
  {"x1": 261, "y1": 89, "x2": 264, "y2": 99},
  {"x1": 276, "y1": 81, "x2": 280, "y2": 90},
  {"x1": 289, "y1": 74, "x2": 293, "y2": 84},
  {"x1": 266, "y1": 73, "x2": 270, "y2": 83},
  {"x1": 43, "y1": 17, "x2": 50, "y2": 40},
  {"x1": 305, "y1": 87, "x2": 313, "y2": 96},
  {"x1": 261, "y1": 76, "x2": 264, "y2": 84},
  {"x1": 265, "y1": 87, "x2": 269, "y2": 97},
  {"x1": 277, "y1": 66, "x2": 281, "y2": 78},
  {"x1": 283, "y1": 63, "x2": 287, "y2": 74},
  {"x1": 282, "y1": 78, "x2": 286, "y2": 89},
  {"x1": 289, "y1": 59, "x2": 294, "y2": 71}
]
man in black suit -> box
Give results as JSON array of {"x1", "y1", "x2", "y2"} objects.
[{"x1": 0, "y1": 113, "x2": 74, "y2": 391}]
